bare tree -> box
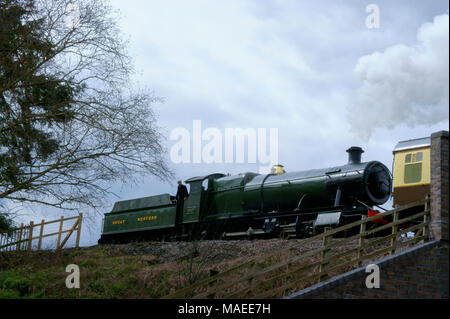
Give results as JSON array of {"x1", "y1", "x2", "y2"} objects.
[{"x1": 0, "y1": 0, "x2": 172, "y2": 214}]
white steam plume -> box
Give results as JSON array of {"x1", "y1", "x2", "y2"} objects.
[{"x1": 348, "y1": 12, "x2": 449, "y2": 140}]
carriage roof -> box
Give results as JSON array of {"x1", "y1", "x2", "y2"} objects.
[{"x1": 393, "y1": 136, "x2": 430, "y2": 153}]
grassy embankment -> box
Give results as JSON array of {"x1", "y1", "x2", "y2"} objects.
[
  {"x1": 0, "y1": 237, "x2": 380, "y2": 299},
  {"x1": 0, "y1": 239, "x2": 287, "y2": 299}
]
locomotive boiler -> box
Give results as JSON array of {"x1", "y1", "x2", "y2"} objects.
[{"x1": 98, "y1": 147, "x2": 392, "y2": 243}]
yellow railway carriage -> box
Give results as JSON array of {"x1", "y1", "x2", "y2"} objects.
[{"x1": 392, "y1": 136, "x2": 431, "y2": 207}]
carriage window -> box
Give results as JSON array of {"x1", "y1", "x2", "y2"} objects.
[
  {"x1": 404, "y1": 163, "x2": 422, "y2": 184},
  {"x1": 403, "y1": 151, "x2": 423, "y2": 184},
  {"x1": 405, "y1": 152, "x2": 423, "y2": 164},
  {"x1": 405, "y1": 154, "x2": 411, "y2": 163},
  {"x1": 416, "y1": 152, "x2": 423, "y2": 162}
]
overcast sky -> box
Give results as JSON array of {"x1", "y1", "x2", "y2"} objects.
[{"x1": 16, "y1": 0, "x2": 449, "y2": 246}]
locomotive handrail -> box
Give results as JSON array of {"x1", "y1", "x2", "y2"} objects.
[{"x1": 164, "y1": 198, "x2": 429, "y2": 299}]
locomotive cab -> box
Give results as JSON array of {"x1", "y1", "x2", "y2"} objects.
[{"x1": 179, "y1": 173, "x2": 225, "y2": 239}]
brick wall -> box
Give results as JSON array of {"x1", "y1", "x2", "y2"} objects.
[
  {"x1": 287, "y1": 240, "x2": 449, "y2": 299},
  {"x1": 430, "y1": 131, "x2": 449, "y2": 241}
]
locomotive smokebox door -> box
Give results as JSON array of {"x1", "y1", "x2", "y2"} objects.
[{"x1": 313, "y1": 211, "x2": 342, "y2": 228}]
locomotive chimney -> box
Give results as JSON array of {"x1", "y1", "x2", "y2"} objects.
[{"x1": 346, "y1": 146, "x2": 364, "y2": 164}]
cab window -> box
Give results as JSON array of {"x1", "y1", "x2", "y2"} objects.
[{"x1": 202, "y1": 179, "x2": 209, "y2": 191}]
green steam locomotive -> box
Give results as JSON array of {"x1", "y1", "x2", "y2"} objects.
[{"x1": 98, "y1": 147, "x2": 392, "y2": 243}]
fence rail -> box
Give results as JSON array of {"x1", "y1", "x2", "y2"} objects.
[
  {"x1": 165, "y1": 197, "x2": 430, "y2": 299},
  {"x1": 0, "y1": 214, "x2": 83, "y2": 252}
]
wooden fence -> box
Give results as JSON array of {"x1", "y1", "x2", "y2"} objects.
[
  {"x1": 0, "y1": 214, "x2": 83, "y2": 252},
  {"x1": 165, "y1": 197, "x2": 430, "y2": 299}
]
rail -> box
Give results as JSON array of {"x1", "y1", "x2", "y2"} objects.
[{"x1": 164, "y1": 197, "x2": 430, "y2": 299}]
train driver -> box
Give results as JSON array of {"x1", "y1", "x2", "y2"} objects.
[{"x1": 175, "y1": 181, "x2": 189, "y2": 235}]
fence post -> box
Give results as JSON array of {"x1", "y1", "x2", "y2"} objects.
[
  {"x1": 358, "y1": 215, "x2": 367, "y2": 267},
  {"x1": 38, "y1": 219, "x2": 45, "y2": 250},
  {"x1": 27, "y1": 221, "x2": 34, "y2": 252},
  {"x1": 391, "y1": 210, "x2": 399, "y2": 254},
  {"x1": 8, "y1": 232, "x2": 11, "y2": 251},
  {"x1": 56, "y1": 216, "x2": 64, "y2": 250},
  {"x1": 423, "y1": 195, "x2": 430, "y2": 242},
  {"x1": 16, "y1": 223, "x2": 24, "y2": 251},
  {"x1": 319, "y1": 227, "x2": 331, "y2": 282},
  {"x1": 75, "y1": 213, "x2": 83, "y2": 248}
]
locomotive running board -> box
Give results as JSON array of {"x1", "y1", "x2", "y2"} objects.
[{"x1": 253, "y1": 205, "x2": 345, "y2": 220}]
